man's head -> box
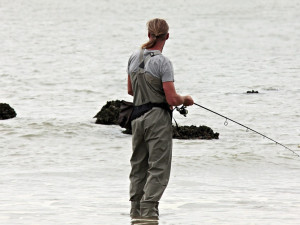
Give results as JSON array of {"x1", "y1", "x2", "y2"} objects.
[{"x1": 142, "y1": 18, "x2": 169, "y2": 49}]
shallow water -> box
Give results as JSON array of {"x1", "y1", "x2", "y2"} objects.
[{"x1": 1, "y1": 0, "x2": 300, "y2": 224}]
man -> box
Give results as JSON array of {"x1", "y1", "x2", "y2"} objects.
[{"x1": 127, "y1": 18, "x2": 194, "y2": 220}]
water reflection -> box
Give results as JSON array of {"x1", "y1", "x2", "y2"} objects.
[{"x1": 131, "y1": 218, "x2": 159, "y2": 225}]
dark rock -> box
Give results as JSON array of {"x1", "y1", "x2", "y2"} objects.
[
  {"x1": 94, "y1": 100, "x2": 122, "y2": 125},
  {"x1": 247, "y1": 90, "x2": 259, "y2": 94},
  {"x1": 94, "y1": 100, "x2": 219, "y2": 140},
  {"x1": 123, "y1": 125, "x2": 219, "y2": 140},
  {"x1": 0, "y1": 103, "x2": 17, "y2": 120},
  {"x1": 172, "y1": 125, "x2": 219, "y2": 140}
]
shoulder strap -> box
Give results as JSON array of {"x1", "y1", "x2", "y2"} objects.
[
  {"x1": 139, "y1": 49, "x2": 161, "y2": 69},
  {"x1": 149, "y1": 51, "x2": 161, "y2": 57},
  {"x1": 138, "y1": 49, "x2": 145, "y2": 69},
  {"x1": 139, "y1": 48, "x2": 144, "y2": 64}
]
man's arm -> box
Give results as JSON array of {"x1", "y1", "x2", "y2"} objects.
[
  {"x1": 127, "y1": 75, "x2": 133, "y2": 96},
  {"x1": 163, "y1": 81, "x2": 194, "y2": 106}
]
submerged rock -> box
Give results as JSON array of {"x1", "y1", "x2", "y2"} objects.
[
  {"x1": 247, "y1": 90, "x2": 259, "y2": 94},
  {"x1": 0, "y1": 103, "x2": 17, "y2": 120},
  {"x1": 94, "y1": 100, "x2": 219, "y2": 140}
]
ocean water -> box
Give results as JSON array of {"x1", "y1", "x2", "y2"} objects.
[{"x1": 1, "y1": 0, "x2": 300, "y2": 224}]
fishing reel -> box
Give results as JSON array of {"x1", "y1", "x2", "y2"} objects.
[{"x1": 175, "y1": 105, "x2": 188, "y2": 117}]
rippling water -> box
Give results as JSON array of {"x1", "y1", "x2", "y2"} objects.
[{"x1": 1, "y1": 0, "x2": 300, "y2": 224}]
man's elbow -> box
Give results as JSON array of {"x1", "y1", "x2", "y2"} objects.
[{"x1": 128, "y1": 90, "x2": 133, "y2": 96}]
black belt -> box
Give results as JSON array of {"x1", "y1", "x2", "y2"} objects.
[{"x1": 130, "y1": 102, "x2": 172, "y2": 121}]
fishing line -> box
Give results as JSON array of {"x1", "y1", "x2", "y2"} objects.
[{"x1": 193, "y1": 102, "x2": 299, "y2": 157}]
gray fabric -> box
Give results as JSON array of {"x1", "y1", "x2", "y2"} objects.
[
  {"x1": 130, "y1": 201, "x2": 141, "y2": 218},
  {"x1": 140, "y1": 202, "x2": 159, "y2": 218},
  {"x1": 129, "y1": 49, "x2": 169, "y2": 106},
  {"x1": 127, "y1": 49, "x2": 174, "y2": 82},
  {"x1": 129, "y1": 108, "x2": 172, "y2": 204}
]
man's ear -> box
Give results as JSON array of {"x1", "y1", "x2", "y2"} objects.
[
  {"x1": 166, "y1": 33, "x2": 169, "y2": 40},
  {"x1": 148, "y1": 32, "x2": 151, "y2": 38}
]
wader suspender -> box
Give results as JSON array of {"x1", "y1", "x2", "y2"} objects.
[
  {"x1": 138, "y1": 49, "x2": 157, "y2": 70},
  {"x1": 131, "y1": 49, "x2": 172, "y2": 121}
]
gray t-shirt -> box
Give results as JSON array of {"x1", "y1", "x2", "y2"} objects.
[{"x1": 127, "y1": 49, "x2": 174, "y2": 82}]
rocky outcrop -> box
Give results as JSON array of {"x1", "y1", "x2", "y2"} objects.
[
  {"x1": 94, "y1": 100, "x2": 122, "y2": 125},
  {"x1": 173, "y1": 125, "x2": 219, "y2": 139},
  {"x1": 94, "y1": 100, "x2": 219, "y2": 140},
  {"x1": 0, "y1": 103, "x2": 17, "y2": 120}
]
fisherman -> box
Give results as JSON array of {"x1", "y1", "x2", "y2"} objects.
[{"x1": 127, "y1": 18, "x2": 194, "y2": 220}]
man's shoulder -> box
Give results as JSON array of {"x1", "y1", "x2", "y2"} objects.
[
  {"x1": 154, "y1": 54, "x2": 172, "y2": 67},
  {"x1": 146, "y1": 50, "x2": 171, "y2": 63},
  {"x1": 129, "y1": 49, "x2": 141, "y2": 59}
]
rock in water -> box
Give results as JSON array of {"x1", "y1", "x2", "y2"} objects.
[
  {"x1": 0, "y1": 103, "x2": 17, "y2": 120},
  {"x1": 94, "y1": 100, "x2": 122, "y2": 125},
  {"x1": 122, "y1": 125, "x2": 219, "y2": 140},
  {"x1": 246, "y1": 90, "x2": 259, "y2": 94},
  {"x1": 172, "y1": 125, "x2": 219, "y2": 140},
  {"x1": 94, "y1": 100, "x2": 219, "y2": 140}
]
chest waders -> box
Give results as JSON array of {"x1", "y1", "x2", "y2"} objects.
[{"x1": 129, "y1": 49, "x2": 173, "y2": 219}]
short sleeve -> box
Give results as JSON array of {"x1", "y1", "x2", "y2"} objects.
[
  {"x1": 160, "y1": 58, "x2": 174, "y2": 82},
  {"x1": 127, "y1": 49, "x2": 140, "y2": 75}
]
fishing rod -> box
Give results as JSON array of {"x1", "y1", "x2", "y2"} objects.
[{"x1": 183, "y1": 103, "x2": 299, "y2": 157}]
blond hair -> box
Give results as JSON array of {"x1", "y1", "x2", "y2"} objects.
[{"x1": 141, "y1": 18, "x2": 169, "y2": 49}]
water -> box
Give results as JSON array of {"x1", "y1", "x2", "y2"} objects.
[{"x1": 1, "y1": 0, "x2": 300, "y2": 224}]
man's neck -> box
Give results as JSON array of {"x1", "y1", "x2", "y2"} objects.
[{"x1": 147, "y1": 41, "x2": 165, "y2": 52}]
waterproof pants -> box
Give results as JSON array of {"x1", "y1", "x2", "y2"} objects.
[{"x1": 129, "y1": 107, "x2": 172, "y2": 217}]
